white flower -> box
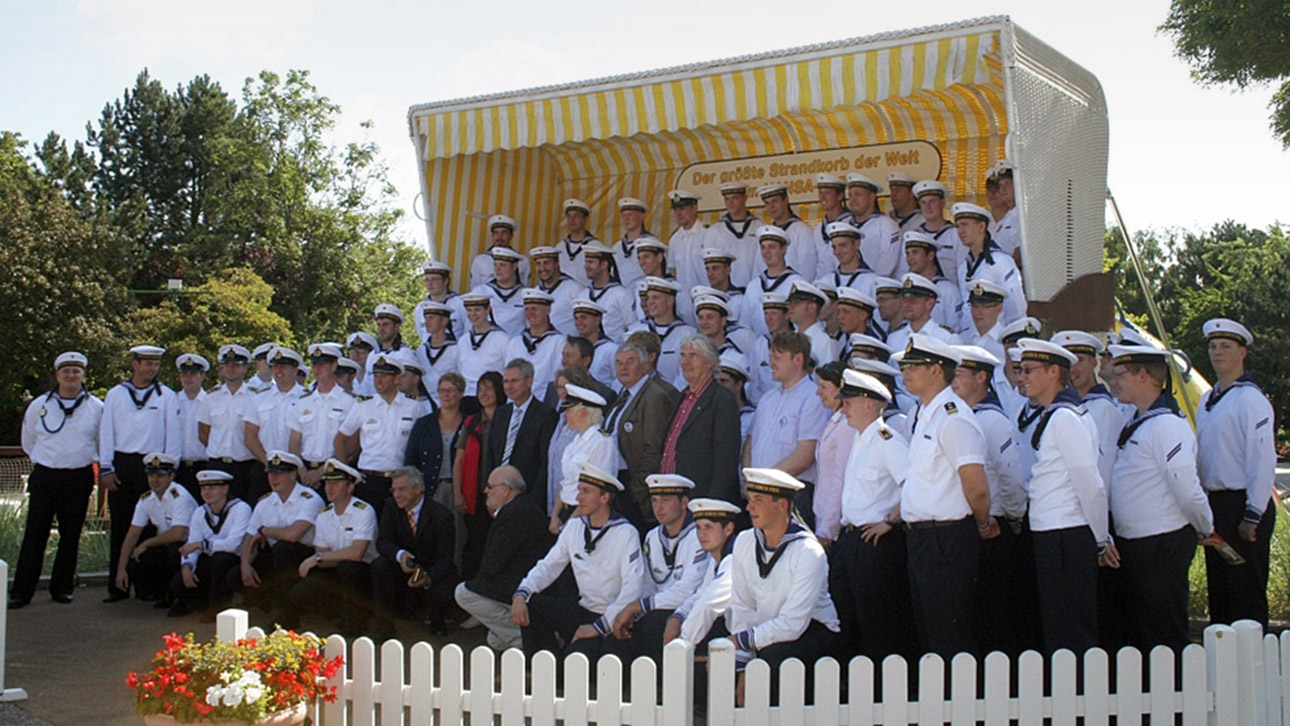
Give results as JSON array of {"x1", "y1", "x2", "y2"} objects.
[
  {"x1": 244, "y1": 685, "x2": 265, "y2": 704},
  {"x1": 205, "y1": 686, "x2": 224, "y2": 707},
  {"x1": 221, "y1": 684, "x2": 245, "y2": 707}
]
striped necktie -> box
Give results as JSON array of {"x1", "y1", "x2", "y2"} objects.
[{"x1": 503, "y1": 405, "x2": 523, "y2": 464}]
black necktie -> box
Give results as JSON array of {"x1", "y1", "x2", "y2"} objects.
[{"x1": 602, "y1": 390, "x2": 630, "y2": 434}]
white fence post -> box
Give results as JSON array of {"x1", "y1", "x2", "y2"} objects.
[
  {"x1": 1234, "y1": 620, "x2": 1267, "y2": 726},
  {"x1": 215, "y1": 607, "x2": 249, "y2": 642},
  {"x1": 661, "y1": 638, "x2": 695, "y2": 726},
  {"x1": 1207, "y1": 623, "x2": 1240, "y2": 726},
  {"x1": 0, "y1": 561, "x2": 26, "y2": 702}
]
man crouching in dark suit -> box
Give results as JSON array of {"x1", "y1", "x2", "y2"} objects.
[
  {"x1": 454, "y1": 465, "x2": 554, "y2": 650},
  {"x1": 371, "y1": 466, "x2": 457, "y2": 640}
]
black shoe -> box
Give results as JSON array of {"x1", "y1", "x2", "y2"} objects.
[
  {"x1": 167, "y1": 602, "x2": 192, "y2": 618},
  {"x1": 102, "y1": 592, "x2": 129, "y2": 604},
  {"x1": 7, "y1": 598, "x2": 28, "y2": 610},
  {"x1": 51, "y1": 593, "x2": 73, "y2": 604}
]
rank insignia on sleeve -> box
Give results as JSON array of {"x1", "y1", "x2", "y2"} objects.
[{"x1": 944, "y1": 402, "x2": 958, "y2": 415}]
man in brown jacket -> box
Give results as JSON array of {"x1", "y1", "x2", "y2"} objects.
[{"x1": 602, "y1": 340, "x2": 679, "y2": 530}]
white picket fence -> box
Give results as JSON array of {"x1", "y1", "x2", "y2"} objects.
[{"x1": 215, "y1": 609, "x2": 1290, "y2": 725}]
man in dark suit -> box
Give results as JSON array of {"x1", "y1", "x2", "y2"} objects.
[
  {"x1": 603, "y1": 341, "x2": 680, "y2": 529},
  {"x1": 454, "y1": 465, "x2": 554, "y2": 650},
  {"x1": 541, "y1": 337, "x2": 617, "y2": 411},
  {"x1": 371, "y1": 466, "x2": 457, "y2": 639},
  {"x1": 486, "y1": 359, "x2": 559, "y2": 515},
  {"x1": 659, "y1": 335, "x2": 743, "y2": 504}
]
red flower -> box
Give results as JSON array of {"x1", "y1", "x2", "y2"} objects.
[{"x1": 126, "y1": 673, "x2": 138, "y2": 688}]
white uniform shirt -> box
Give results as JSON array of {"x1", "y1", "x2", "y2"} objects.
[
  {"x1": 931, "y1": 275, "x2": 964, "y2": 332},
  {"x1": 1081, "y1": 386, "x2": 1124, "y2": 494},
  {"x1": 473, "y1": 281, "x2": 528, "y2": 336},
  {"x1": 751, "y1": 217, "x2": 817, "y2": 284},
  {"x1": 799, "y1": 321, "x2": 839, "y2": 370},
  {"x1": 706, "y1": 216, "x2": 763, "y2": 288},
  {"x1": 313, "y1": 498, "x2": 379, "y2": 564},
  {"x1": 131, "y1": 483, "x2": 198, "y2": 532},
  {"x1": 612, "y1": 233, "x2": 661, "y2": 289},
  {"x1": 1026, "y1": 394, "x2": 1108, "y2": 543},
  {"x1": 589, "y1": 338, "x2": 618, "y2": 388},
  {"x1": 1111, "y1": 403, "x2": 1214, "y2": 539},
  {"x1": 901, "y1": 386, "x2": 986, "y2": 522},
  {"x1": 586, "y1": 282, "x2": 637, "y2": 342},
  {"x1": 917, "y1": 221, "x2": 964, "y2": 274},
  {"x1": 176, "y1": 390, "x2": 207, "y2": 463},
  {"x1": 1196, "y1": 379, "x2": 1277, "y2": 520},
  {"x1": 973, "y1": 398, "x2": 1026, "y2": 519},
  {"x1": 469, "y1": 248, "x2": 531, "y2": 291},
  {"x1": 557, "y1": 235, "x2": 597, "y2": 287},
  {"x1": 21, "y1": 390, "x2": 103, "y2": 469},
  {"x1": 748, "y1": 335, "x2": 776, "y2": 410},
  {"x1": 1013, "y1": 402, "x2": 1043, "y2": 486},
  {"x1": 627, "y1": 319, "x2": 696, "y2": 383},
  {"x1": 741, "y1": 269, "x2": 801, "y2": 338},
  {"x1": 504, "y1": 328, "x2": 564, "y2": 396},
  {"x1": 198, "y1": 383, "x2": 256, "y2": 461},
  {"x1": 747, "y1": 375, "x2": 831, "y2": 483},
  {"x1": 244, "y1": 384, "x2": 305, "y2": 455},
  {"x1": 991, "y1": 207, "x2": 1022, "y2": 258},
  {"x1": 458, "y1": 326, "x2": 509, "y2": 396},
  {"x1": 181, "y1": 499, "x2": 253, "y2": 569},
  {"x1": 537, "y1": 275, "x2": 588, "y2": 337},
  {"x1": 245, "y1": 376, "x2": 274, "y2": 394},
  {"x1": 631, "y1": 281, "x2": 696, "y2": 327},
  {"x1": 248, "y1": 483, "x2": 319, "y2": 546},
  {"x1": 99, "y1": 381, "x2": 182, "y2": 470},
  {"x1": 669, "y1": 223, "x2": 710, "y2": 296},
  {"x1": 853, "y1": 212, "x2": 903, "y2": 278},
  {"x1": 287, "y1": 386, "x2": 357, "y2": 464},
  {"x1": 516, "y1": 515, "x2": 644, "y2": 634},
  {"x1": 728, "y1": 526, "x2": 839, "y2": 659},
  {"x1": 677, "y1": 552, "x2": 733, "y2": 644},
  {"x1": 337, "y1": 393, "x2": 421, "y2": 472},
  {"x1": 892, "y1": 208, "x2": 926, "y2": 237},
  {"x1": 812, "y1": 210, "x2": 854, "y2": 280},
  {"x1": 885, "y1": 319, "x2": 962, "y2": 357},
  {"x1": 639, "y1": 519, "x2": 708, "y2": 612},
  {"x1": 416, "y1": 339, "x2": 460, "y2": 406},
  {"x1": 413, "y1": 292, "x2": 469, "y2": 342},
  {"x1": 958, "y1": 246, "x2": 1026, "y2": 331},
  {"x1": 557, "y1": 426, "x2": 617, "y2": 506},
  {"x1": 840, "y1": 417, "x2": 908, "y2": 527}
]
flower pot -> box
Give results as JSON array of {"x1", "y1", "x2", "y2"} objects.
[{"x1": 142, "y1": 702, "x2": 308, "y2": 726}]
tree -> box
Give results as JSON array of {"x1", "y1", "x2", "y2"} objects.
[{"x1": 1161, "y1": 0, "x2": 1290, "y2": 147}]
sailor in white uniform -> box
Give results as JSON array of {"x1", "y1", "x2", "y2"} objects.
[
  {"x1": 886, "y1": 172, "x2": 925, "y2": 235},
  {"x1": 571, "y1": 298, "x2": 619, "y2": 387},
  {"x1": 344, "y1": 333, "x2": 377, "y2": 399},
  {"x1": 552, "y1": 385, "x2": 616, "y2": 526},
  {"x1": 833, "y1": 287, "x2": 886, "y2": 360},
  {"x1": 986, "y1": 162, "x2": 1023, "y2": 264},
  {"x1": 904, "y1": 230, "x2": 962, "y2": 331},
  {"x1": 693, "y1": 295, "x2": 755, "y2": 372},
  {"x1": 627, "y1": 277, "x2": 697, "y2": 383},
  {"x1": 741, "y1": 226, "x2": 803, "y2": 337},
  {"x1": 612, "y1": 197, "x2": 659, "y2": 289},
  {"x1": 472, "y1": 247, "x2": 529, "y2": 336},
  {"x1": 557, "y1": 198, "x2": 598, "y2": 287},
  {"x1": 413, "y1": 303, "x2": 460, "y2": 407},
  {"x1": 335, "y1": 354, "x2": 421, "y2": 512},
  {"x1": 173, "y1": 353, "x2": 210, "y2": 497},
  {"x1": 469, "y1": 214, "x2": 530, "y2": 290},
  {"x1": 912, "y1": 179, "x2": 964, "y2": 272},
  {"x1": 786, "y1": 280, "x2": 838, "y2": 368},
  {"x1": 631, "y1": 238, "x2": 695, "y2": 326},
  {"x1": 748, "y1": 293, "x2": 792, "y2": 403},
  {"x1": 811, "y1": 173, "x2": 854, "y2": 280},
  {"x1": 413, "y1": 261, "x2": 468, "y2": 342},
  {"x1": 953, "y1": 202, "x2": 1026, "y2": 330},
  {"x1": 503, "y1": 288, "x2": 565, "y2": 396},
  {"x1": 705, "y1": 183, "x2": 763, "y2": 287},
  {"x1": 757, "y1": 183, "x2": 817, "y2": 279},
  {"x1": 530, "y1": 244, "x2": 587, "y2": 337},
  {"x1": 582, "y1": 240, "x2": 637, "y2": 342},
  {"x1": 1051, "y1": 330, "x2": 1122, "y2": 488},
  {"x1": 169, "y1": 469, "x2": 252, "y2": 617},
  {"x1": 667, "y1": 190, "x2": 710, "y2": 296},
  {"x1": 288, "y1": 343, "x2": 357, "y2": 490},
  {"x1": 698, "y1": 248, "x2": 747, "y2": 320},
  {"x1": 667, "y1": 498, "x2": 739, "y2": 648},
  {"x1": 884, "y1": 273, "x2": 961, "y2": 354},
  {"x1": 845, "y1": 173, "x2": 903, "y2": 278},
  {"x1": 456, "y1": 293, "x2": 509, "y2": 397},
  {"x1": 822, "y1": 222, "x2": 877, "y2": 294}
]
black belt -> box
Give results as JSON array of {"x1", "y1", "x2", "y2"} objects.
[
  {"x1": 216, "y1": 457, "x2": 253, "y2": 465},
  {"x1": 903, "y1": 516, "x2": 972, "y2": 531},
  {"x1": 304, "y1": 460, "x2": 326, "y2": 469},
  {"x1": 360, "y1": 469, "x2": 397, "y2": 480}
]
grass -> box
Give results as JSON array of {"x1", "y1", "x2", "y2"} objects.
[
  {"x1": 0, "y1": 494, "x2": 111, "y2": 577},
  {"x1": 1189, "y1": 500, "x2": 1290, "y2": 622}
]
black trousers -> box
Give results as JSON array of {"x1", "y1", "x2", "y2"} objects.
[
  {"x1": 1119, "y1": 525, "x2": 1198, "y2": 653},
  {"x1": 287, "y1": 561, "x2": 373, "y2": 630},
  {"x1": 616, "y1": 469, "x2": 653, "y2": 534},
  {"x1": 204, "y1": 459, "x2": 256, "y2": 503},
  {"x1": 522, "y1": 592, "x2": 608, "y2": 661},
  {"x1": 906, "y1": 518, "x2": 980, "y2": 658},
  {"x1": 126, "y1": 537, "x2": 181, "y2": 602},
  {"x1": 223, "y1": 540, "x2": 313, "y2": 617},
  {"x1": 10, "y1": 464, "x2": 95, "y2": 603},
  {"x1": 974, "y1": 522, "x2": 1020, "y2": 656},
  {"x1": 246, "y1": 464, "x2": 271, "y2": 505},
  {"x1": 1008, "y1": 518, "x2": 1046, "y2": 654},
  {"x1": 1032, "y1": 525, "x2": 1099, "y2": 655},
  {"x1": 107, "y1": 452, "x2": 147, "y2": 598},
  {"x1": 370, "y1": 555, "x2": 455, "y2": 627},
  {"x1": 176, "y1": 461, "x2": 205, "y2": 500},
  {"x1": 830, "y1": 525, "x2": 916, "y2": 662},
  {"x1": 356, "y1": 473, "x2": 393, "y2": 517},
  {"x1": 1206, "y1": 490, "x2": 1276, "y2": 628},
  {"x1": 460, "y1": 511, "x2": 492, "y2": 581},
  {"x1": 747, "y1": 619, "x2": 840, "y2": 704},
  {"x1": 170, "y1": 551, "x2": 240, "y2": 612}
]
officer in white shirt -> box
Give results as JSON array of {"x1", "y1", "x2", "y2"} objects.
[
  {"x1": 912, "y1": 179, "x2": 964, "y2": 273},
  {"x1": 114, "y1": 453, "x2": 198, "y2": 607},
  {"x1": 845, "y1": 173, "x2": 903, "y2": 278},
  {"x1": 346, "y1": 332, "x2": 378, "y2": 398},
  {"x1": 953, "y1": 202, "x2": 1026, "y2": 330},
  {"x1": 986, "y1": 162, "x2": 1023, "y2": 265},
  {"x1": 531, "y1": 245, "x2": 587, "y2": 337},
  {"x1": 1108, "y1": 344, "x2": 1215, "y2": 652},
  {"x1": 557, "y1": 198, "x2": 598, "y2": 287},
  {"x1": 1051, "y1": 331, "x2": 1122, "y2": 488},
  {"x1": 756, "y1": 183, "x2": 817, "y2": 279},
  {"x1": 786, "y1": 280, "x2": 838, "y2": 368},
  {"x1": 667, "y1": 498, "x2": 740, "y2": 648},
  {"x1": 174, "y1": 353, "x2": 210, "y2": 498},
  {"x1": 335, "y1": 353, "x2": 422, "y2": 513},
  {"x1": 613, "y1": 198, "x2": 660, "y2": 289},
  {"x1": 961, "y1": 282, "x2": 1009, "y2": 375},
  {"x1": 668, "y1": 190, "x2": 710, "y2": 296},
  {"x1": 705, "y1": 183, "x2": 763, "y2": 287},
  {"x1": 582, "y1": 240, "x2": 637, "y2": 341},
  {"x1": 504, "y1": 289, "x2": 565, "y2": 396},
  {"x1": 197, "y1": 345, "x2": 256, "y2": 501},
  {"x1": 1196, "y1": 318, "x2": 1278, "y2": 628},
  {"x1": 1000, "y1": 316, "x2": 1044, "y2": 422},
  {"x1": 414, "y1": 303, "x2": 460, "y2": 406},
  {"x1": 728, "y1": 468, "x2": 840, "y2": 702},
  {"x1": 11, "y1": 352, "x2": 103, "y2": 608},
  {"x1": 610, "y1": 474, "x2": 708, "y2": 664},
  {"x1": 473, "y1": 247, "x2": 529, "y2": 336},
  {"x1": 286, "y1": 459, "x2": 378, "y2": 634},
  {"x1": 512, "y1": 464, "x2": 644, "y2": 660},
  {"x1": 831, "y1": 370, "x2": 916, "y2": 661},
  {"x1": 229, "y1": 450, "x2": 319, "y2": 624},
  {"x1": 812, "y1": 173, "x2": 854, "y2": 279},
  {"x1": 457, "y1": 293, "x2": 509, "y2": 398},
  {"x1": 833, "y1": 288, "x2": 886, "y2": 361},
  {"x1": 1016, "y1": 338, "x2": 1108, "y2": 654},
  {"x1": 244, "y1": 346, "x2": 306, "y2": 502},
  {"x1": 288, "y1": 343, "x2": 357, "y2": 491},
  {"x1": 100, "y1": 344, "x2": 183, "y2": 603},
  {"x1": 885, "y1": 273, "x2": 962, "y2": 357},
  {"x1": 904, "y1": 230, "x2": 963, "y2": 331},
  {"x1": 742, "y1": 226, "x2": 803, "y2": 337},
  {"x1": 627, "y1": 277, "x2": 697, "y2": 383},
  {"x1": 169, "y1": 469, "x2": 252, "y2": 618},
  {"x1": 893, "y1": 334, "x2": 993, "y2": 657},
  {"x1": 469, "y1": 214, "x2": 530, "y2": 290},
  {"x1": 413, "y1": 261, "x2": 468, "y2": 342}
]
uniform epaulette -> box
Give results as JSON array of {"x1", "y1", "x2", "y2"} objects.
[
  {"x1": 257, "y1": 492, "x2": 273, "y2": 502},
  {"x1": 299, "y1": 489, "x2": 314, "y2": 500},
  {"x1": 320, "y1": 504, "x2": 333, "y2": 514},
  {"x1": 353, "y1": 500, "x2": 367, "y2": 510},
  {"x1": 894, "y1": 322, "x2": 909, "y2": 331},
  {"x1": 255, "y1": 387, "x2": 270, "y2": 394},
  {"x1": 211, "y1": 383, "x2": 226, "y2": 393},
  {"x1": 299, "y1": 389, "x2": 315, "y2": 399},
  {"x1": 940, "y1": 324, "x2": 955, "y2": 333},
  {"x1": 878, "y1": 426, "x2": 894, "y2": 440},
  {"x1": 944, "y1": 402, "x2": 959, "y2": 415},
  {"x1": 139, "y1": 490, "x2": 152, "y2": 501},
  {"x1": 356, "y1": 395, "x2": 372, "y2": 402},
  {"x1": 169, "y1": 487, "x2": 180, "y2": 499}
]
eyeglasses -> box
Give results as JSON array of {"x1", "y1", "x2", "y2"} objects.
[
  {"x1": 898, "y1": 361, "x2": 932, "y2": 370},
  {"x1": 1017, "y1": 364, "x2": 1049, "y2": 377}
]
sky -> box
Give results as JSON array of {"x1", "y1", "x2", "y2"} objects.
[{"x1": 3, "y1": 0, "x2": 1287, "y2": 252}]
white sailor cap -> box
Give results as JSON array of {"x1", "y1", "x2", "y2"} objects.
[
  {"x1": 1204, "y1": 318, "x2": 1252, "y2": 346},
  {"x1": 1110, "y1": 327, "x2": 1152, "y2": 348},
  {"x1": 582, "y1": 240, "x2": 614, "y2": 258},
  {"x1": 646, "y1": 473, "x2": 695, "y2": 495},
  {"x1": 562, "y1": 198, "x2": 590, "y2": 214},
  {"x1": 529, "y1": 245, "x2": 559, "y2": 259},
  {"x1": 176, "y1": 353, "x2": 210, "y2": 373},
  {"x1": 264, "y1": 450, "x2": 304, "y2": 472},
  {"x1": 1108, "y1": 344, "x2": 1170, "y2": 365},
  {"x1": 1007, "y1": 347, "x2": 1023, "y2": 364},
  {"x1": 903, "y1": 230, "x2": 940, "y2": 251},
  {"x1": 756, "y1": 183, "x2": 788, "y2": 198},
  {"x1": 761, "y1": 292, "x2": 789, "y2": 311},
  {"x1": 421, "y1": 260, "x2": 452, "y2": 275},
  {"x1": 815, "y1": 173, "x2": 846, "y2": 190},
  {"x1": 420, "y1": 300, "x2": 453, "y2": 317},
  {"x1": 635, "y1": 238, "x2": 668, "y2": 254},
  {"x1": 951, "y1": 202, "x2": 992, "y2": 223},
  {"x1": 838, "y1": 369, "x2": 893, "y2": 402},
  {"x1": 968, "y1": 280, "x2": 1009, "y2": 303},
  {"x1": 196, "y1": 470, "x2": 235, "y2": 484},
  {"x1": 986, "y1": 160, "x2": 1015, "y2": 182},
  {"x1": 912, "y1": 180, "x2": 948, "y2": 198},
  {"x1": 143, "y1": 452, "x2": 178, "y2": 472},
  {"x1": 391, "y1": 348, "x2": 423, "y2": 376},
  {"x1": 693, "y1": 295, "x2": 731, "y2": 317},
  {"x1": 755, "y1": 225, "x2": 788, "y2": 244},
  {"x1": 702, "y1": 247, "x2": 736, "y2": 264},
  {"x1": 578, "y1": 462, "x2": 624, "y2": 492},
  {"x1": 307, "y1": 342, "x2": 344, "y2": 361},
  {"x1": 320, "y1": 458, "x2": 363, "y2": 483},
  {"x1": 1017, "y1": 338, "x2": 1078, "y2": 368},
  {"x1": 848, "y1": 333, "x2": 892, "y2": 359},
  {"x1": 743, "y1": 467, "x2": 805, "y2": 497},
  {"x1": 373, "y1": 303, "x2": 405, "y2": 323},
  {"x1": 688, "y1": 498, "x2": 741, "y2": 520},
  {"x1": 953, "y1": 344, "x2": 1001, "y2": 372},
  {"x1": 268, "y1": 346, "x2": 303, "y2": 367},
  {"x1": 297, "y1": 362, "x2": 309, "y2": 378},
  {"x1": 571, "y1": 298, "x2": 606, "y2": 316},
  {"x1": 461, "y1": 292, "x2": 491, "y2": 308},
  {"x1": 814, "y1": 278, "x2": 839, "y2": 300},
  {"x1": 369, "y1": 353, "x2": 404, "y2": 375},
  {"x1": 845, "y1": 173, "x2": 881, "y2": 192},
  {"x1": 717, "y1": 351, "x2": 751, "y2": 381},
  {"x1": 130, "y1": 344, "x2": 166, "y2": 360},
  {"x1": 522, "y1": 288, "x2": 555, "y2": 305},
  {"x1": 561, "y1": 383, "x2": 607, "y2": 410},
  {"x1": 346, "y1": 332, "x2": 378, "y2": 350},
  {"x1": 848, "y1": 356, "x2": 901, "y2": 380},
  {"x1": 252, "y1": 342, "x2": 277, "y2": 359},
  {"x1": 900, "y1": 272, "x2": 939, "y2": 298},
  {"x1": 873, "y1": 276, "x2": 902, "y2": 295},
  {"x1": 1051, "y1": 330, "x2": 1103, "y2": 357},
  {"x1": 618, "y1": 197, "x2": 649, "y2": 213},
  {"x1": 488, "y1": 214, "x2": 517, "y2": 231},
  {"x1": 893, "y1": 333, "x2": 962, "y2": 367},
  {"x1": 218, "y1": 344, "x2": 252, "y2": 364},
  {"x1": 718, "y1": 182, "x2": 748, "y2": 195},
  {"x1": 886, "y1": 172, "x2": 916, "y2": 187},
  {"x1": 690, "y1": 285, "x2": 729, "y2": 302},
  {"x1": 825, "y1": 221, "x2": 861, "y2": 239},
  {"x1": 489, "y1": 247, "x2": 525, "y2": 263},
  {"x1": 335, "y1": 357, "x2": 360, "y2": 374},
  {"x1": 1000, "y1": 317, "x2": 1043, "y2": 344},
  {"x1": 642, "y1": 276, "x2": 681, "y2": 295},
  {"x1": 668, "y1": 189, "x2": 699, "y2": 207},
  {"x1": 788, "y1": 280, "x2": 827, "y2": 307},
  {"x1": 54, "y1": 351, "x2": 88, "y2": 370}
]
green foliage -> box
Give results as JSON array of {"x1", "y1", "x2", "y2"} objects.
[
  {"x1": 1161, "y1": 0, "x2": 1290, "y2": 147},
  {"x1": 0, "y1": 498, "x2": 110, "y2": 575},
  {"x1": 1190, "y1": 502, "x2": 1290, "y2": 620}
]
